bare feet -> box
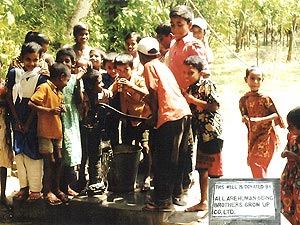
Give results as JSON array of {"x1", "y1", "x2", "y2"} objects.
[
  {"x1": 185, "y1": 202, "x2": 208, "y2": 212},
  {"x1": 67, "y1": 185, "x2": 78, "y2": 197},
  {"x1": 44, "y1": 192, "x2": 62, "y2": 206}
]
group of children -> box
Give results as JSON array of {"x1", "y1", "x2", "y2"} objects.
[{"x1": 0, "y1": 4, "x2": 299, "y2": 223}]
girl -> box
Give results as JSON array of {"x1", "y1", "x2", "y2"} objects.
[
  {"x1": 55, "y1": 48, "x2": 84, "y2": 196},
  {"x1": 72, "y1": 22, "x2": 93, "y2": 61},
  {"x1": 239, "y1": 66, "x2": 285, "y2": 178},
  {"x1": 281, "y1": 107, "x2": 300, "y2": 224},
  {"x1": 6, "y1": 42, "x2": 48, "y2": 202}
]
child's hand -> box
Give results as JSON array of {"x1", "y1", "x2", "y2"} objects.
[
  {"x1": 281, "y1": 150, "x2": 300, "y2": 163},
  {"x1": 50, "y1": 106, "x2": 64, "y2": 115}
]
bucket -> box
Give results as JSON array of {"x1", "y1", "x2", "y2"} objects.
[{"x1": 107, "y1": 144, "x2": 142, "y2": 193}]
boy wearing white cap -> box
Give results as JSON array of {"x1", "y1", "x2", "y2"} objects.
[
  {"x1": 138, "y1": 37, "x2": 192, "y2": 211},
  {"x1": 192, "y1": 17, "x2": 214, "y2": 64}
]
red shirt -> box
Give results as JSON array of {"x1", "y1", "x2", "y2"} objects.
[
  {"x1": 142, "y1": 59, "x2": 191, "y2": 128},
  {"x1": 169, "y1": 32, "x2": 209, "y2": 90}
]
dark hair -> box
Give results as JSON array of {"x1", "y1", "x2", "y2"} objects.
[
  {"x1": 124, "y1": 32, "x2": 141, "y2": 43},
  {"x1": 49, "y1": 63, "x2": 70, "y2": 79},
  {"x1": 287, "y1": 107, "x2": 300, "y2": 130},
  {"x1": 155, "y1": 21, "x2": 171, "y2": 36},
  {"x1": 103, "y1": 52, "x2": 118, "y2": 66},
  {"x1": 169, "y1": 5, "x2": 194, "y2": 23},
  {"x1": 114, "y1": 53, "x2": 133, "y2": 68},
  {"x1": 183, "y1": 55, "x2": 204, "y2": 72},
  {"x1": 89, "y1": 48, "x2": 105, "y2": 59},
  {"x1": 24, "y1": 31, "x2": 50, "y2": 46},
  {"x1": 83, "y1": 69, "x2": 101, "y2": 97},
  {"x1": 20, "y1": 42, "x2": 43, "y2": 59},
  {"x1": 55, "y1": 47, "x2": 76, "y2": 64},
  {"x1": 245, "y1": 65, "x2": 263, "y2": 78},
  {"x1": 73, "y1": 22, "x2": 89, "y2": 38}
]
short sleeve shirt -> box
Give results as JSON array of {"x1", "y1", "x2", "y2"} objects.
[
  {"x1": 168, "y1": 32, "x2": 209, "y2": 90},
  {"x1": 30, "y1": 80, "x2": 64, "y2": 139},
  {"x1": 142, "y1": 59, "x2": 191, "y2": 128}
]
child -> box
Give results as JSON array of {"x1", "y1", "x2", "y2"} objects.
[
  {"x1": 109, "y1": 53, "x2": 151, "y2": 145},
  {"x1": 6, "y1": 42, "x2": 48, "y2": 202},
  {"x1": 124, "y1": 32, "x2": 143, "y2": 76},
  {"x1": 24, "y1": 31, "x2": 55, "y2": 68},
  {"x1": 281, "y1": 107, "x2": 300, "y2": 224},
  {"x1": 191, "y1": 18, "x2": 214, "y2": 64},
  {"x1": 72, "y1": 22, "x2": 93, "y2": 61},
  {"x1": 80, "y1": 69, "x2": 112, "y2": 194},
  {"x1": 28, "y1": 63, "x2": 71, "y2": 205},
  {"x1": 109, "y1": 53, "x2": 151, "y2": 191},
  {"x1": 102, "y1": 52, "x2": 118, "y2": 89},
  {"x1": 168, "y1": 5, "x2": 210, "y2": 90},
  {"x1": 9, "y1": 31, "x2": 53, "y2": 73},
  {"x1": 55, "y1": 48, "x2": 84, "y2": 196},
  {"x1": 155, "y1": 21, "x2": 172, "y2": 64},
  {"x1": 239, "y1": 66, "x2": 285, "y2": 178},
  {"x1": 0, "y1": 63, "x2": 13, "y2": 208},
  {"x1": 182, "y1": 56, "x2": 223, "y2": 212},
  {"x1": 89, "y1": 48, "x2": 106, "y2": 72},
  {"x1": 137, "y1": 37, "x2": 192, "y2": 211},
  {"x1": 168, "y1": 5, "x2": 210, "y2": 192}
]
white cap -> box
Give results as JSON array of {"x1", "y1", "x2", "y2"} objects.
[
  {"x1": 137, "y1": 37, "x2": 160, "y2": 56},
  {"x1": 192, "y1": 18, "x2": 207, "y2": 30}
]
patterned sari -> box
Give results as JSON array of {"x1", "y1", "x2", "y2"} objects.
[{"x1": 239, "y1": 91, "x2": 284, "y2": 178}]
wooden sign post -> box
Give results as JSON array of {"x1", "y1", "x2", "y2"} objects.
[{"x1": 209, "y1": 178, "x2": 280, "y2": 225}]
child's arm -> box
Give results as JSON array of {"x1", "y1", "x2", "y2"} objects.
[
  {"x1": 28, "y1": 100, "x2": 64, "y2": 115},
  {"x1": 6, "y1": 89, "x2": 22, "y2": 131},
  {"x1": 22, "y1": 111, "x2": 35, "y2": 133},
  {"x1": 118, "y1": 78, "x2": 148, "y2": 96},
  {"x1": 182, "y1": 89, "x2": 218, "y2": 112},
  {"x1": 74, "y1": 73, "x2": 85, "y2": 106},
  {"x1": 281, "y1": 150, "x2": 300, "y2": 163}
]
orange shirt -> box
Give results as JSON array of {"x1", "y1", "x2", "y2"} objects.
[
  {"x1": 168, "y1": 32, "x2": 209, "y2": 90},
  {"x1": 30, "y1": 80, "x2": 63, "y2": 139},
  {"x1": 111, "y1": 73, "x2": 151, "y2": 126},
  {"x1": 142, "y1": 58, "x2": 191, "y2": 128}
]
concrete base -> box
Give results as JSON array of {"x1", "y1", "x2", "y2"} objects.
[{"x1": 11, "y1": 189, "x2": 205, "y2": 225}]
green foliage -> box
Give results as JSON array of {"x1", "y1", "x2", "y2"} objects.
[
  {"x1": 1, "y1": 0, "x2": 300, "y2": 78},
  {"x1": 89, "y1": 0, "x2": 170, "y2": 52}
]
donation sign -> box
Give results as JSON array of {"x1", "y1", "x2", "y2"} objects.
[{"x1": 209, "y1": 178, "x2": 280, "y2": 224}]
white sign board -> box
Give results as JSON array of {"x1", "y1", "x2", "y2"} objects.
[{"x1": 209, "y1": 179, "x2": 280, "y2": 225}]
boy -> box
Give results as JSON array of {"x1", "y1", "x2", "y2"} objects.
[
  {"x1": 182, "y1": 56, "x2": 223, "y2": 212},
  {"x1": 29, "y1": 63, "x2": 71, "y2": 205},
  {"x1": 137, "y1": 37, "x2": 192, "y2": 211},
  {"x1": 168, "y1": 5, "x2": 209, "y2": 90},
  {"x1": 109, "y1": 53, "x2": 150, "y2": 145},
  {"x1": 168, "y1": 4, "x2": 209, "y2": 192},
  {"x1": 102, "y1": 52, "x2": 119, "y2": 89},
  {"x1": 155, "y1": 21, "x2": 172, "y2": 64},
  {"x1": 109, "y1": 53, "x2": 151, "y2": 191},
  {"x1": 191, "y1": 17, "x2": 214, "y2": 64}
]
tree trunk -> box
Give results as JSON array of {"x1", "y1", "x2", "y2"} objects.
[
  {"x1": 66, "y1": 0, "x2": 93, "y2": 38},
  {"x1": 286, "y1": 15, "x2": 297, "y2": 62}
]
